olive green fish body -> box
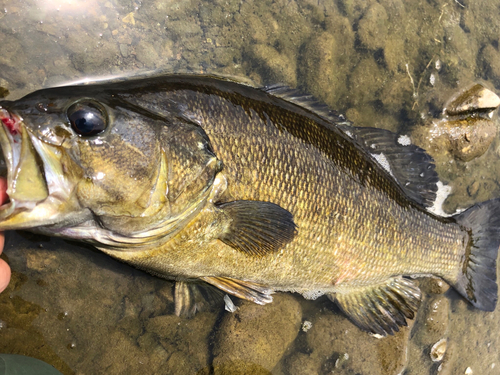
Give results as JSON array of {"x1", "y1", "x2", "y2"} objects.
[
  {"x1": 0, "y1": 75, "x2": 499, "y2": 335},
  {"x1": 114, "y1": 82, "x2": 464, "y2": 290}
]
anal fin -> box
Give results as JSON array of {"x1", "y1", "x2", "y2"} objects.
[
  {"x1": 330, "y1": 277, "x2": 422, "y2": 336},
  {"x1": 201, "y1": 276, "x2": 273, "y2": 305}
]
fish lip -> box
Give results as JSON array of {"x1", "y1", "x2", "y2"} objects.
[
  {"x1": 0, "y1": 105, "x2": 88, "y2": 232},
  {"x1": 0, "y1": 105, "x2": 53, "y2": 227},
  {"x1": 0, "y1": 106, "x2": 21, "y2": 215}
]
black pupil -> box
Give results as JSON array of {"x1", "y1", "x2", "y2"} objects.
[{"x1": 68, "y1": 102, "x2": 107, "y2": 136}]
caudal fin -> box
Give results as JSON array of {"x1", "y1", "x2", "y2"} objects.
[{"x1": 451, "y1": 199, "x2": 500, "y2": 311}]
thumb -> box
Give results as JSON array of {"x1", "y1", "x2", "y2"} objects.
[{"x1": 0, "y1": 177, "x2": 9, "y2": 293}]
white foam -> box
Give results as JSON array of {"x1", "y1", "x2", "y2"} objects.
[
  {"x1": 426, "y1": 181, "x2": 453, "y2": 217},
  {"x1": 397, "y1": 135, "x2": 411, "y2": 146},
  {"x1": 301, "y1": 290, "x2": 325, "y2": 300},
  {"x1": 371, "y1": 153, "x2": 395, "y2": 179}
]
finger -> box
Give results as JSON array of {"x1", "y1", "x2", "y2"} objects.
[
  {"x1": 0, "y1": 176, "x2": 5, "y2": 256},
  {"x1": 0, "y1": 258, "x2": 10, "y2": 293},
  {"x1": 0, "y1": 177, "x2": 6, "y2": 205}
]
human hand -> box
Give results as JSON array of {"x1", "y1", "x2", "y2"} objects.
[{"x1": 0, "y1": 177, "x2": 8, "y2": 293}]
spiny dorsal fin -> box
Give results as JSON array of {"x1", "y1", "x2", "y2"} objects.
[
  {"x1": 262, "y1": 84, "x2": 350, "y2": 124},
  {"x1": 217, "y1": 200, "x2": 297, "y2": 256},
  {"x1": 338, "y1": 125, "x2": 439, "y2": 208},
  {"x1": 330, "y1": 277, "x2": 422, "y2": 336},
  {"x1": 201, "y1": 276, "x2": 273, "y2": 305}
]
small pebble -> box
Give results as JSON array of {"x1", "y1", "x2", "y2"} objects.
[
  {"x1": 467, "y1": 181, "x2": 480, "y2": 198},
  {"x1": 223, "y1": 294, "x2": 237, "y2": 313},
  {"x1": 301, "y1": 320, "x2": 312, "y2": 332},
  {"x1": 430, "y1": 338, "x2": 447, "y2": 362}
]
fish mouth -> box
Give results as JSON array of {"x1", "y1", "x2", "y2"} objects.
[{"x1": 0, "y1": 106, "x2": 77, "y2": 230}]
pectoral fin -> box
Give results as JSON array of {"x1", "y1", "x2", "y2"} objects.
[
  {"x1": 217, "y1": 200, "x2": 297, "y2": 256},
  {"x1": 201, "y1": 276, "x2": 273, "y2": 305},
  {"x1": 330, "y1": 277, "x2": 422, "y2": 336}
]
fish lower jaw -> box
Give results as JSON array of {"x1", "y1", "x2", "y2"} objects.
[{"x1": 0, "y1": 198, "x2": 73, "y2": 230}]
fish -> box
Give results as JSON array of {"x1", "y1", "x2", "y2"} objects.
[{"x1": 0, "y1": 75, "x2": 499, "y2": 336}]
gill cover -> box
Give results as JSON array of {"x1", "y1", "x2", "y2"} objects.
[{"x1": 0, "y1": 90, "x2": 223, "y2": 251}]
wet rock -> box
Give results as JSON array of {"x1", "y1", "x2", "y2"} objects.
[
  {"x1": 135, "y1": 42, "x2": 160, "y2": 69},
  {"x1": 0, "y1": 78, "x2": 9, "y2": 98},
  {"x1": 424, "y1": 297, "x2": 449, "y2": 338},
  {"x1": 379, "y1": 73, "x2": 413, "y2": 113},
  {"x1": 467, "y1": 181, "x2": 480, "y2": 198},
  {"x1": 482, "y1": 44, "x2": 500, "y2": 87},
  {"x1": 299, "y1": 18, "x2": 355, "y2": 109},
  {"x1": 438, "y1": 117, "x2": 496, "y2": 162},
  {"x1": 407, "y1": 335, "x2": 455, "y2": 375},
  {"x1": 25, "y1": 250, "x2": 59, "y2": 272},
  {"x1": 122, "y1": 12, "x2": 135, "y2": 25},
  {"x1": 337, "y1": 0, "x2": 370, "y2": 20},
  {"x1": 162, "y1": 350, "x2": 211, "y2": 375},
  {"x1": 244, "y1": 14, "x2": 274, "y2": 44},
  {"x1": 70, "y1": 41, "x2": 120, "y2": 74},
  {"x1": 145, "y1": 311, "x2": 217, "y2": 373},
  {"x1": 433, "y1": 341, "x2": 456, "y2": 375},
  {"x1": 348, "y1": 56, "x2": 386, "y2": 106},
  {"x1": 166, "y1": 20, "x2": 203, "y2": 40},
  {"x1": 250, "y1": 44, "x2": 297, "y2": 86},
  {"x1": 419, "y1": 277, "x2": 451, "y2": 295},
  {"x1": 306, "y1": 310, "x2": 412, "y2": 375},
  {"x1": 212, "y1": 294, "x2": 302, "y2": 374},
  {"x1": 383, "y1": 35, "x2": 406, "y2": 74},
  {"x1": 119, "y1": 43, "x2": 129, "y2": 57},
  {"x1": 411, "y1": 85, "x2": 500, "y2": 162},
  {"x1": 358, "y1": 3, "x2": 388, "y2": 50},
  {"x1": 285, "y1": 352, "x2": 320, "y2": 375},
  {"x1": 94, "y1": 331, "x2": 150, "y2": 374},
  {"x1": 445, "y1": 84, "x2": 500, "y2": 117},
  {"x1": 443, "y1": 25, "x2": 477, "y2": 73},
  {"x1": 0, "y1": 33, "x2": 27, "y2": 70},
  {"x1": 413, "y1": 295, "x2": 449, "y2": 348}
]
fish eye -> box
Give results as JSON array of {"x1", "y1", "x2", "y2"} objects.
[{"x1": 67, "y1": 101, "x2": 108, "y2": 136}]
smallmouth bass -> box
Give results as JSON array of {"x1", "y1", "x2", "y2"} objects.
[{"x1": 0, "y1": 75, "x2": 499, "y2": 336}]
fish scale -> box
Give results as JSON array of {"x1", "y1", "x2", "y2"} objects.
[
  {"x1": 0, "y1": 75, "x2": 499, "y2": 335},
  {"x1": 170, "y1": 90, "x2": 461, "y2": 281}
]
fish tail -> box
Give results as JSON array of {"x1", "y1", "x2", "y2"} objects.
[{"x1": 450, "y1": 199, "x2": 500, "y2": 311}]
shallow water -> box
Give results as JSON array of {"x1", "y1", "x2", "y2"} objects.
[{"x1": 1, "y1": 0, "x2": 500, "y2": 374}]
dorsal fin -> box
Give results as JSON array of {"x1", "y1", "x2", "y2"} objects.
[
  {"x1": 338, "y1": 125, "x2": 439, "y2": 208},
  {"x1": 262, "y1": 84, "x2": 350, "y2": 124}
]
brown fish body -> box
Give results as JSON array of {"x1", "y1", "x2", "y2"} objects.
[
  {"x1": 110, "y1": 81, "x2": 464, "y2": 291},
  {"x1": 0, "y1": 75, "x2": 499, "y2": 335}
]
